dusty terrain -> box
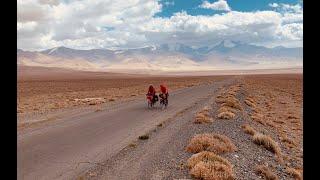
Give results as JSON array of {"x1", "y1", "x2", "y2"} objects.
[
  {"x1": 18, "y1": 66, "x2": 228, "y2": 118},
  {"x1": 78, "y1": 74, "x2": 302, "y2": 180},
  {"x1": 242, "y1": 74, "x2": 303, "y2": 176},
  {"x1": 17, "y1": 68, "x2": 302, "y2": 180},
  {"x1": 18, "y1": 77, "x2": 234, "y2": 180}
]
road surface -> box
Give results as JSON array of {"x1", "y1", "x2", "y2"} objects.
[{"x1": 17, "y1": 78, "x2": 233, "y2": 180}]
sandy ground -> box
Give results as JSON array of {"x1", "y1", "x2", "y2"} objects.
[
  {"x1": 18, "y1": 66, "x2": 229, "y2": 119},
  {"x1": 78, "y1": 74, "x2": 302, "y2": 180},
  {"x1": 17, "y1": 66, "x2": 301, "y2": 118},
  {"x1": 18, "y1": 78, "x2": 235, "y2": 180},
  {"x1": 17, "y1": 67, "x2": 302, "y2": 180},
  {"x1": 242, "y1": 74, "x2": 303, "y2": 172}
]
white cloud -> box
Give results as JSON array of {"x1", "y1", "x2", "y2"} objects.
[
  {"x1": 276, "y1": 23, "x2": 303, "y2": 40},
  {"x1": 281, "y1": 4, "x2": 302, "y2": 13},
  {"x1": 164, "y1": 1, "x2": 174, "y2": 6},
  {"x1": 17, "y1": 0, "x2": 162, "y2": 50},
  {"x1": 39, "y1": 0, "x2": 60, "y2": 6},
  {"x1": 269, "y1": 2, "x2": 302, "y2": 14},
  {"x1": 140, "y1": 11, "x2": 285, "y2": 47},
  {"x1": 17, "y1": 21, "x2": 38, "y2": 31},
  {"x1": 200, "y1": 0, "x2": 231, "y2": 11},
  {"x1": 17, "y1": 0, "x2": 302, "y2": 51},
  {"x1": 282, "y1": 12, "x2": 303, "y2": 24},
  {"x1": 17, "y1": 0, "x2": 52, "y2": 22},
  {"x1": 269, "y1": 3, "x2": 279, "y2": 8}
]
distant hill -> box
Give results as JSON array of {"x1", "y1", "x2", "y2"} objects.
[{"x1": 17, "y1": 40, "x2": 302, "y2": 72}]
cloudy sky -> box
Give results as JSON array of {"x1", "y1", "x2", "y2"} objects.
[{"x1": 17, "y1": 0, "x2": 303, "y2": 51}]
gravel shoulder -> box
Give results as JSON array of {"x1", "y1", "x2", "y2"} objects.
[
  {"x1": 18, "y1": 78, "x2": 234, "y2": 180},
  {"x1": 79, "y1": 79, "x2": 233, "y2": 180},
  {"x1": 79, "y1": 75, "x2": 301, "y2": 180}
]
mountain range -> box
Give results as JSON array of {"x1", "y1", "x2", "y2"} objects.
[{"x1": 17, "y1": 40, "x2": 303, "y2": 72}]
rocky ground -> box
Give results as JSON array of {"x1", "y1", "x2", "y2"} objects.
[
  {"x1": 18, "y1": 75, "x2": 225, "y2": 116},
  {"x1": 77, "y1": 74, "x2": 302, "y2": 180}
]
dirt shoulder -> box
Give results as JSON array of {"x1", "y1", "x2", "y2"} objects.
[
  {"x1": 18, "y1": 78, "x2": 237, "y2": 180},
  {"x1": 17, "y1": 75, "x2": 231, "y2": 131},
  {"x1": 78, "y1": 74, "x2": 302, "y2": 180},
  {"x1": 18, "y1": 73, "x2": 230, "y2": 116},
  {"x1": 78, "y1": 77, "x2": 234, "y2": 180}
]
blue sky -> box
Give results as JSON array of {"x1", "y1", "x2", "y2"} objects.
[
  {"x1": 17, "y1": 0, "x2": 303, "y2": 50},
  {"x1": 157, "y1": 0, "x2": 301, "y2": 17}
]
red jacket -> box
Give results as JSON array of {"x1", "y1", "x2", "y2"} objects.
[
  {"x1": 148, "y1": 85, "x2": 156, "y2": 96},
  {"x1": 160, "y1": 85, "x2": 168, "y2": 94}
]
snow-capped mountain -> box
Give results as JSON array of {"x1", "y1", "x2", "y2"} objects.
[
  {"x1": 40, "y1": 46, "x2": 117, "y2": 62},
  {"x1": 17, "y1": 40, "x2": 303, "y2": 72}
]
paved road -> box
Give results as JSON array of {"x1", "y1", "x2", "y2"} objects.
[{"x1": 17, "y1": 78, "x2": 233, "y2": 180}]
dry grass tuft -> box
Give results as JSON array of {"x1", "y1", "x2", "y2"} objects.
[
  {"x1": 253, "y1": 133, "x2": 281, "y2": 156},
  {"x1": 215, "y1": 85, "x2": 242, "y2": 118},
  {"x1": 89, "y1": 102, "x2": 97, "y2": 105},
  {"x1": 286, "y1": 167, "x2": 302, "y2": 180},
  {"x1": 246, "y1": 97, "x2": 255, "y2": 103},
  {"x1": 217, "y1": 106, "x2": 238, "y2": 114},
  {"x1": 215, "y1": 92, "x2": 242, "y2": 111},
  {"x1": 215, "y1": 86, "x2": 243, "y2": 121},
  {"x1": 273, "y1": 119, "x2": 285, "y2": 124},
  {"x1": 280, "y1": 135, "x2": 296, "y2": 147},
  {"x1": 190, "y1": 161, "x2": 234, "y2": 180},
  {"x1": 215, "y1": 93, "x2": 234, "y2": 103},
  {"x1": 245, "y1": 99, "x2": 256, "y2": 108},
  {"x1": 250, "y1": 113, "x2": 265, "y2": 125},
  {"x1": 95, "y1": 108, "x2": 102, "y2": 112},
  {"x1": 266, "y1": 120, "x2": 277, "y2": 128},
  {"x1": 203, "y1": 106, "x2": 211, "y2": 112},
  {"x1": 128, "y1": 143, "x2": 137, "y2": 148},
  {"x1": 287, "y1": 115, "x2": 299, "y2": 119},
  {"x1": 187, "y1": 151, "x2": 234, "y2": 180},
  {"x1": 186, "y1": 133, "x2": 237, "y2": 154},
  {"x1": 255, "y1": 165, "x2": 279, "y2": 180},
  {"x1": 279, "y1": 101, "x2": 287, "y2": 104},
  {"x1": 241, "y1": 124, "x2": 257, "y2": 136},
  {"x1": 215, "y1": 86, "x2": 242, "y2": 113},
  {"x1": 194, "y1": 108, "x2": 213, "y2": 124},
  {"x1": 187, "y1": 151, "x2": 231, "y2": 170},
  {"x1": 252, "y1": 107, "x2": 262, "y2": 113},
  {"x1": 138, "y1": 134, "x2": 149, "y2": 140},
  {"x1": 228, "y1": 91, "x2": 237, "y2": 96},
  {"x1": 217, "y1": 111, "x2": 235, "y2": 120},
  {"x1": 220, "y1": 98, "x2": 242, "y2": 111},
  {"x1": 215, "y1": 94, "x2": 223, "y2": 100},
  {"x1": 77, "y1": 176, "x2": 85, "y2": 180}
]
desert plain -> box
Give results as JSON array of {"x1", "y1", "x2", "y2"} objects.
[{"x1": 17, "y1": 66, "x2": 302, "y2": 180}]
